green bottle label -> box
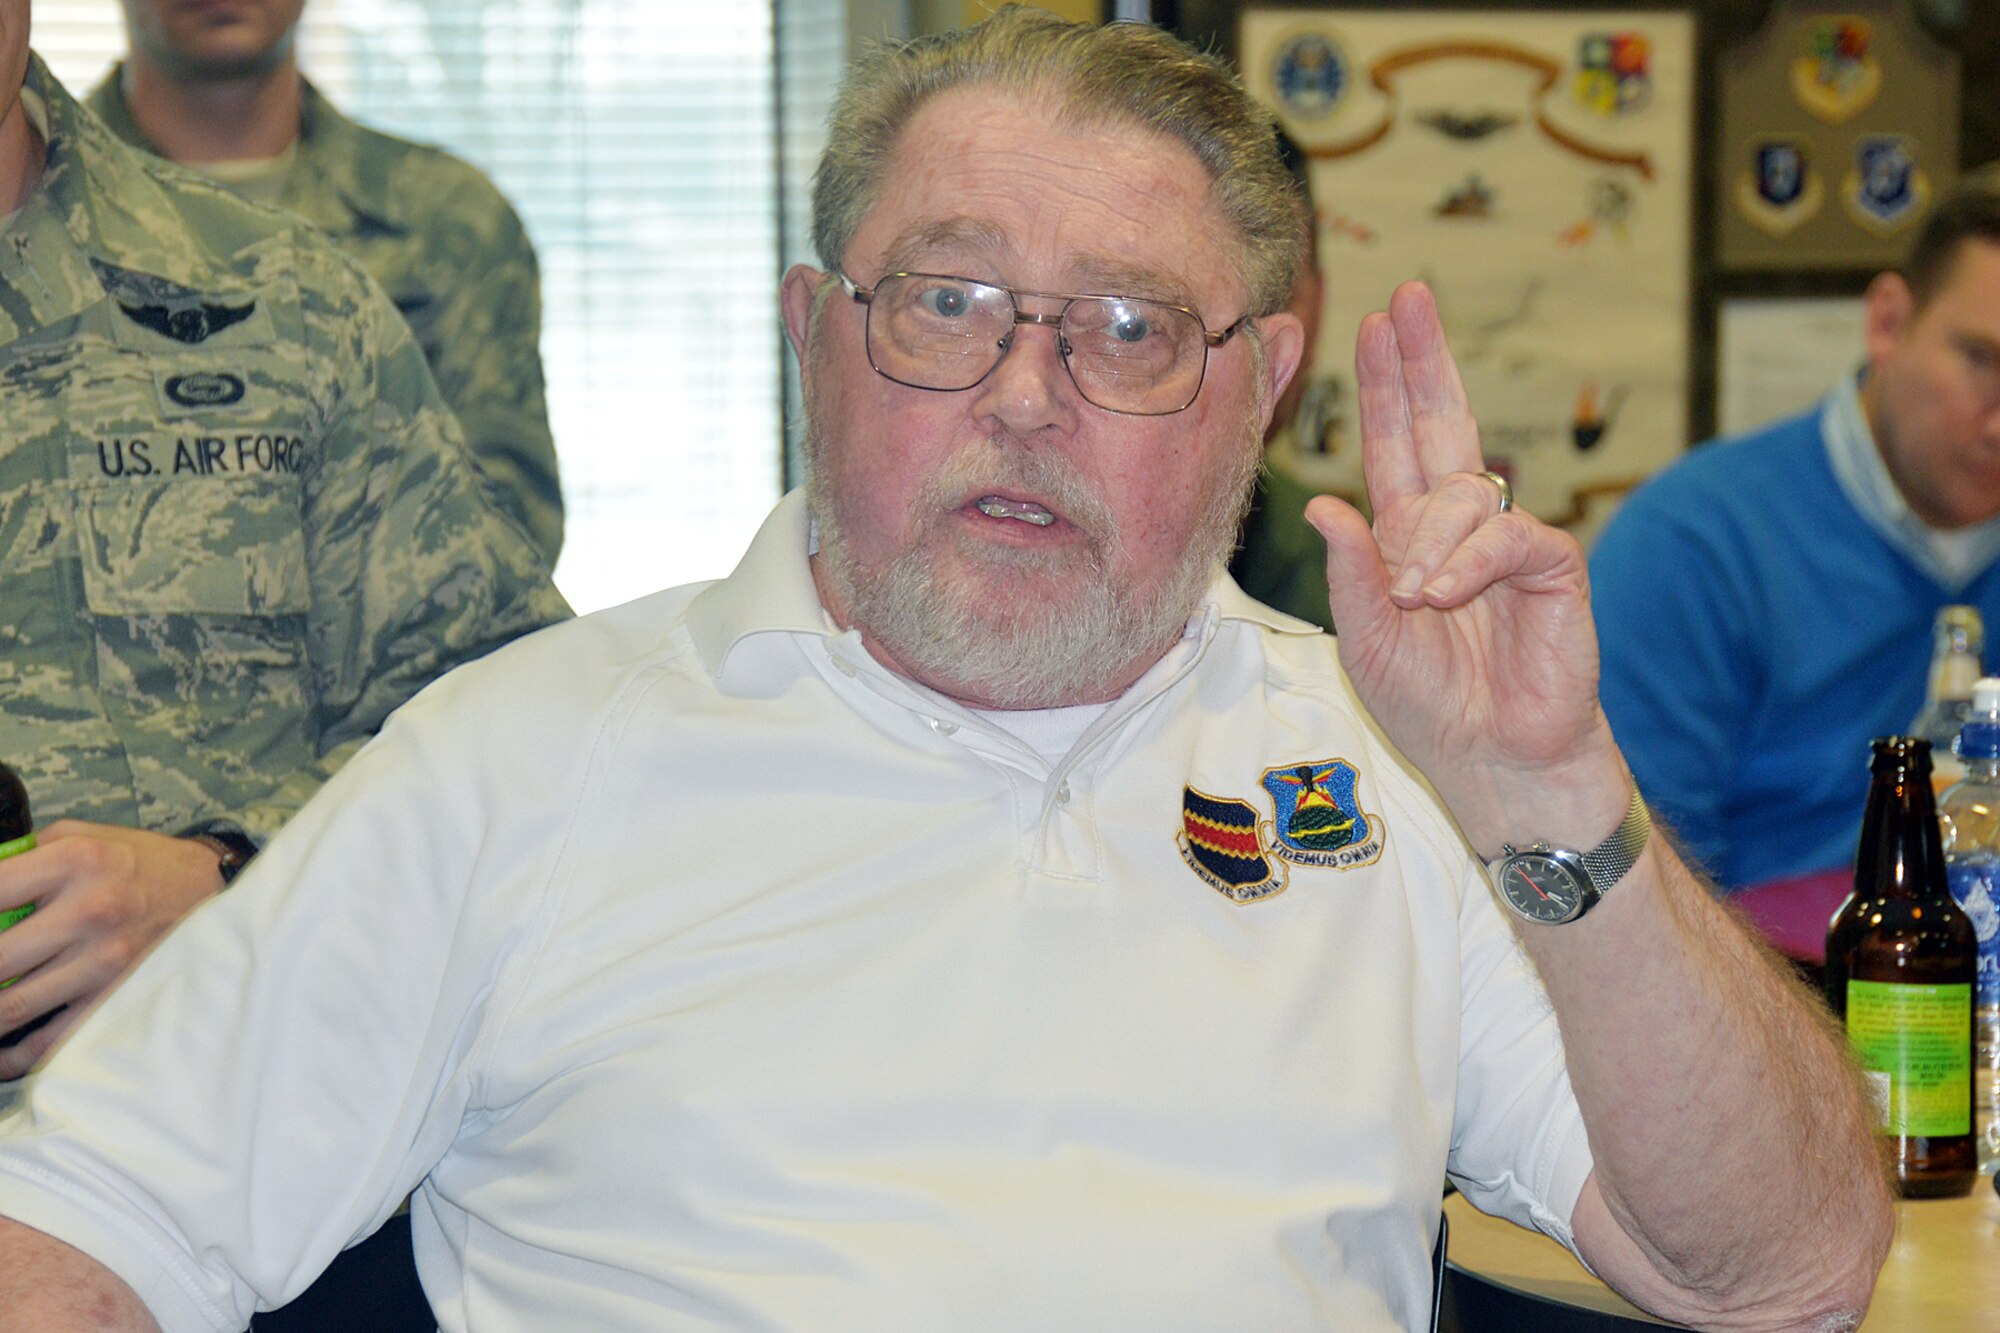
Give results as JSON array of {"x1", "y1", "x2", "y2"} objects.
[
  {"x1": 0, "y1": 830, "x2": 35, "y2": 989},
  {"x1": 1846, "y1": 979, "x2": 1973, "y2": 1136},
  {"x1": 0, "y1": 830, "x2": 33, "y2": 933}
]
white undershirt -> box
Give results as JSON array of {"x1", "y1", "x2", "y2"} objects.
[
  {"x1": 970, "y1": 700, "x2": 1111, "y2": 763},
  {"x1": 185, "y1": 146, "x2": 298, "y2": 209}
]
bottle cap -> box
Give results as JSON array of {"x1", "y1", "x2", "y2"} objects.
[
  {"x1": 1959, "y1": 677, "x2": 2000, "y2": 759},
  {"x1": 1940, "y1": 604, "x2": 1986, "y2": 647}
]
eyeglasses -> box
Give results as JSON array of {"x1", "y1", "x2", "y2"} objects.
[{"x1": 841, "y1": 271, "x2": 1251, "y2": 416}]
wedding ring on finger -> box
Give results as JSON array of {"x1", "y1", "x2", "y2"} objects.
[{"x1": 1479, "y1": 470, "x2": 1514, "y2": 514}]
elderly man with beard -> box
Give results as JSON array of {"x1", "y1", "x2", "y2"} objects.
[{"x1": 0, "y1": 9, "x2": 1887, "y2": 1332}]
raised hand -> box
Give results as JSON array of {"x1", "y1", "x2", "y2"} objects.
[{"x1": 1306, "y1": 281, "x2": 1626, "y2": 855}]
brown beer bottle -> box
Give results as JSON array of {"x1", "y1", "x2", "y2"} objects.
[{"x1": 1827, "y1": 737, "x2": 1978, "y2": 1198}]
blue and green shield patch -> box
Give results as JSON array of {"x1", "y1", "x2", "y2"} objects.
[{"x1": 1259, "y1": 759, "x2": 1385, "y2": 870}]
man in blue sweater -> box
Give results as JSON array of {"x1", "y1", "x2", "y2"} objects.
[{"x1": 1592, "y1": 168, "x2": 2000, "y2": 894}]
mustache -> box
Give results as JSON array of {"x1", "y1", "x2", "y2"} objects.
[{"x1": 910, "y1": 439, "x2": 1123, "y2": 554}]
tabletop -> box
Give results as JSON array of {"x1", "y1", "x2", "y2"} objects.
[{"x1": 1442, "y1": 1177, "x2": 2000, "y2": 1329}]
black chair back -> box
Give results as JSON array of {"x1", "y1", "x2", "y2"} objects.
[
  {"x1": 1430, "y1": 1208, "x2": 1448, "y2": 1333},
  {"x1": 249, "y1": 1212, "x2": 432, "y2": 1333}
]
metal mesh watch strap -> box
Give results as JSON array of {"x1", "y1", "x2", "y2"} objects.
[{"x1": 1579, "y1": 782, "x2": 1651, "y2": 894}]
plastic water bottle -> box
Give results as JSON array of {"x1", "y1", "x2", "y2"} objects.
[
  {"x1": 1942, "y1": 676, "x2": 2000, "y2": 1172},
  {"x1": 1914, "y1": 606, "x2": 1985, "y2": 792}
]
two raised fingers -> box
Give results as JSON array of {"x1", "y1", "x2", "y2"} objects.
[
  {"x1": 1356, "y1": 282, "x2": 1486, "y2": 515},
  {"x1": 1387, "y1": 469, "x2": 1524, "y2": 607}
]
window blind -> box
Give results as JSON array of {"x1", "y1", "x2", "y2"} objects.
[
  {"x1": 33, "y1": 1, "x2": 788, "y2": 615},
  {"x1": 776, "y1": 0, "x2": 845, "y2": 486}
]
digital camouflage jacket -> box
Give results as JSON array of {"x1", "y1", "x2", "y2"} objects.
[
  {"x1": 3, "y1": 56, "x2": 570, "y2": 840},
  {"x1": 90, "y1": 65, "x2": 564, "y2": 565}
]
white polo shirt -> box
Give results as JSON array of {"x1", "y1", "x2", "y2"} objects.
[{"x1": 0, "y1": 490, "x2": 1591, "y2": 1332}]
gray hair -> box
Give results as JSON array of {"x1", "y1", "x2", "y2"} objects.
[{"x1": 811, "y1": 5, "x2": 1305, "y2": 317}]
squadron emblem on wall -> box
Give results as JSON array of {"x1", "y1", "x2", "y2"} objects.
[
  {"x1": 1845, "y1": 135, "x2": 1930, "y2": 235},
  {"x1": 1573, "y1": 31, "x2": 1652, "y2": 117},
  {"x1": 1791, "y1": 16, "x2": 1881, "y2": 124},
  {"x1": 1735, "y1": 137, "x2": 1824, "y2": 236},
  {"x1": 1272, "y1": 31, "x2": 1350, "y2": 121}
]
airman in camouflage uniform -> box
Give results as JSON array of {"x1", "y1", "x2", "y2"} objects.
[
  {"x1": 0, "y1": 49, "x2": 570, "y2": 1075},
  {"x1": 88, "y1": 46, "x2": 564, "y2": 566}
]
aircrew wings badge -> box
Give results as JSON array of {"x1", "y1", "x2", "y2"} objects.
[{"x1": 1178, "y1": 758, "x2": 1386, "y2": 903}]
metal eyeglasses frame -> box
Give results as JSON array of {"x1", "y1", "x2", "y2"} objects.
[{"x1": 839, "y1": 271, "x2": 1252, "y2": 416}]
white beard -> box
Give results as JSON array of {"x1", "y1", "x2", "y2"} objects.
[{"x1": 805, "y1": 418, "x2": 1260, "y2": 710}]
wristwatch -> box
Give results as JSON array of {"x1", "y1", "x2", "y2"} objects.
[
  {"x1": 1490, "y1": 783, "x2": 1650, "y2": 925},
  {"x1": 178, "y1": 819, "x2": 260, "y2": 887}
]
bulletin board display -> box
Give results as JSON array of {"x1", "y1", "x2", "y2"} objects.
[{"x1": 1239, "y1": 7, "x2": 1694, "y2": 541}]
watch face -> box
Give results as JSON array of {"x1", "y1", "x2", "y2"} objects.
[{"x1": 1498, "y1": 853, "x2": 1589, "y2": 924}]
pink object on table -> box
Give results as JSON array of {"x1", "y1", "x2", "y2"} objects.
[{"x1": 1733, "y1": 868, "x2": 1855, "y2": 963}]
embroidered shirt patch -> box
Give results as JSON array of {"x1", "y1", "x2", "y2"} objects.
[
  {"x1": 1178, "y1": 757, "x2": 1386, "y2": 903},
  {"x1": 1179, "y1": 787, "x2": 1285, "y2": 904},
  {"x1": 1260, "y1": 759, "x2": 1384, "y2": 869}
]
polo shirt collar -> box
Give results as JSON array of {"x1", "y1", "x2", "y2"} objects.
[
  {"x1": 684, "y1": 490, "x2": 836, "y2": 679},
  {"x1": 1206, "y1": 567, "x2": 1330, "y2": 638}
]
